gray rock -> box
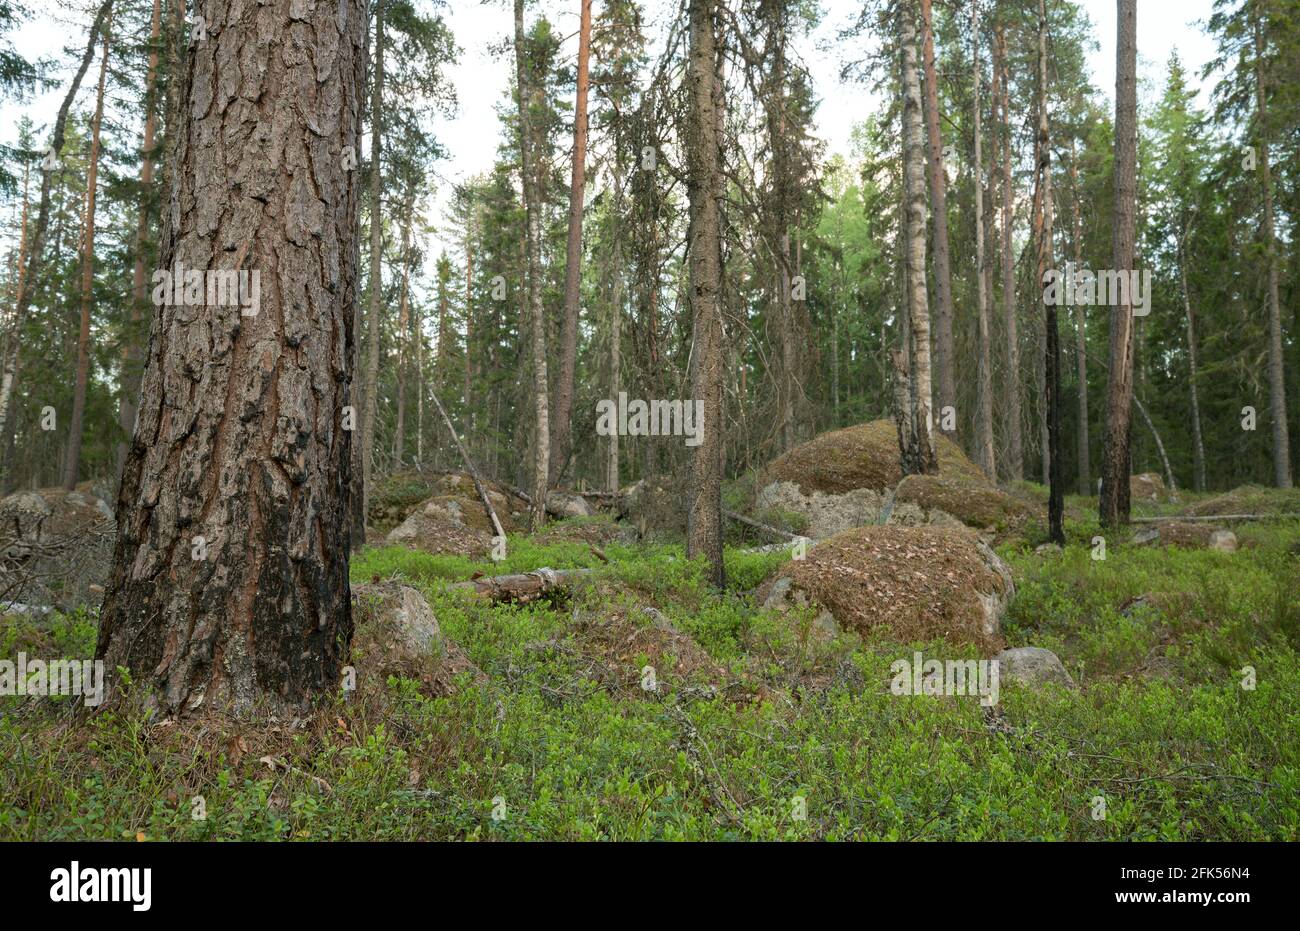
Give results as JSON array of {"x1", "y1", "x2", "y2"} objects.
[
  {"x1": 1208, "y1": 529, "x2": 1238, "y2": 553},
  {"x1": 993, "y1": 646, "x2": 1077, "y2": 690},
  {"x1": 546, "y1": 491, "x2": 591, "y2": 519},
  {"x1": 1131, "y1": 527, "x2": 1161, "y2": 546}
]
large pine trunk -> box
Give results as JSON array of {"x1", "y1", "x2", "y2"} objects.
[
  {"x1": 1100, "y1": 0, "x2": 1137, "y2": 526},
  {"x1": 685, "y1": 0, "x2": 725, "y2": 586},
  {"x1": 95, "y1": 0, "x2": 365, "y2": 716}
]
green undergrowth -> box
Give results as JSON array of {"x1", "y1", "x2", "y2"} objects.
[{"x1": 2, "y1": 515, "x2": 1296, "y2": 841}]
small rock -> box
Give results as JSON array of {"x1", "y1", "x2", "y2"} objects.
[
  {"x1": 1034, "y1": 542, "x2": 1062, "y2": 556},
  {"x1": 993, "y1": 646, "x2": 1077, "y2": 690},
  {"x1": 1208, "y1": 529, "x2": 1238, "y2": 553},
  {"x1": 1130, "y1": 527, "x2": 1160, "y2": 546}
]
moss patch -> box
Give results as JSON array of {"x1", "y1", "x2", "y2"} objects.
[
  {"x1": 759, "y1": 420, "x2": 987, "y2": 496},
  {"x1": 1182, "y1": 484, "x2": 1300, "y2": 518},
  {"x1": 894, "y1": 474, "x2": 1039, "y2": 533},
  {"x1": 758, "y1": 525, "x2": 1006, "y2": 651}
]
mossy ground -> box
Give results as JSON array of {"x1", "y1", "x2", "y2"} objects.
[{"x1": 1, "y1": 511, "x2": 1297, "y2": 841}]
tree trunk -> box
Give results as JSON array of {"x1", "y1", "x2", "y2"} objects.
[
  {"x1": 0, "y1": 0, "x2": 115, "y2": 486},
  {"x1": 1253, "y1": 13, "x2": 1292, "y2": 488},
  {"x1": 63, "y1": 18, "x2": 113, "y2": 490},
  {"x1": 551, "y1": 0, "x2": 593, "y2": 487},
  {"x1": 995, "y1": 26, "x2": 1022, "y2": 480},
  {"x1": 900, "y1": 2, "x2": 937, "y2": 474},
  {"x1": 117, "y1": 0, "x2": 163, "y2": 488},
  {"x1": 1100, "y1": 0, "x2": 1137, "y2": 527},
  {"x1": 972, "y1": 0, "x2": 996, "y2": 477},
  {"x1": 1035, "y1": 0, "x2": 1063, "y2": 543},
  {"x1": 1178, "y1": 226, "x2": 1206, "y2": 492},
  {"x1": 1069, "y1": 138, "x2": 1090, "y2": 495},
  {"x1": 95, "y1": 0, "x2": 365, "y2": 716},
  {"x1": 515, "y1": 0, "x2": 550, "y2": 528},
  {"x1": 393, "y1": 201, "x2": 412, "y2": 465},
  {"x1": 685, "y1": 0, "x2": 725, "y2": 586},
  {"x1": 918, "y1": 0, "x2": 956, "y2": 440},
  {"x1": 360, "y1": 0, "x2": 385, "y2": 535}
]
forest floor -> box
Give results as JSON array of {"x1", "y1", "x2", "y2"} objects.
[{"x1": 1, "y1": 485, "x2": 1297, "y2": 841}]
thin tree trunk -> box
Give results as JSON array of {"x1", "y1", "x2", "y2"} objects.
[
  {"x1": 63, "y1": 15, "x2": 113, "y2": 490},
  {"x1": 393, "y1": 201, "x2": 412, "y2": 466},
  {"x1": 551, "y1": 0, "x2": 593, "y2": 486},
  {"x1": 0, "y1": 0, "x2": 115, "y2": 486},
  {"x1": 515, "y1": 0, "x2": 550, "y2": 528},
  {"x1": 972, "y1": 0, "x2": 995, "y2": 477},
  {"x1": 919, "y1": 0, "x2": 956, "y2": 439},
  {"x1": 685, "y1": 0, "x2": 725, "y2": 586},
  {"x1": 1253, "y1": 13, "x2": 1292, "y2": 488},
  {"x1": 1035, "y1": 0, "x2": 1063, "y2": 543},
  {"x1": 900, "y1": 1, "x2": 937, "y2": 474},
  {"x1": 994, "y1": 25, "x2": 1022, "y2": 480},
  {"x1": 117, "y1": 0, "x2": 163, "y2": 488},
  {"x1": 96, "y1": 0, "x2": 365, "y2": 716},
  {"x1": 360, "y1": 0, "x2": 385, "y2": 535},
  {"x1": 1178, "y1": 225, "x2": 1206, "y2": 492},
  {"x1": 1069, "y1": 137, "x2": 1090, "y2": 495},
  {"x1": 1100, "y1": 0, "x2": 1138, "y2": 527}
]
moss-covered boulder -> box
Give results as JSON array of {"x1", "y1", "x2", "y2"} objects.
[{"x1": 756, "y1": 525, "x2": 1013, "y2": 651}]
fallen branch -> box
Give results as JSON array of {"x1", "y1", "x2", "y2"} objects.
[
  {"x1": 1130, "y1": 513, "x2": 1300, "y2": 524},
  {"x1": 723, "y1": 508, "x2": 798, "y2": 542},
  {"x1": 428, "y1": 391, "x2": 505, "y2": 541},
  {"x1": 446, "y1": 567, "x2": 593, "y2": 602}
]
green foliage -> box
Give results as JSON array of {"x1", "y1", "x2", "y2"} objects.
[{"x1": 3, "y1": 517, "x2": 1297, "y2": 841}]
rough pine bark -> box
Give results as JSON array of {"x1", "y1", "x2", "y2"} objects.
[
  {"x1": 551, "y1": 0, "x2": 593, "y2": 486},
  {"x1": 63, "y1": 18, "x2": 112, "y2": 490},
  {"x1": 95, "y1": 0, "x2": 365, "y2": 716},
  {"x1": 1100, "y1": 0, "x2": 1137, "y2": 526},
  {"x1": 393, "y1": 199, "x2": 412, "y2": 465},
  {"x1": 900, "y1": 2, "x2": 938, "y2": 474},
  {"x1": 685, "y1": 0, "x2": 725, "y2": 586},
  {"x1": 919, "y1": 0, "x2": 956, "y2": 439}
]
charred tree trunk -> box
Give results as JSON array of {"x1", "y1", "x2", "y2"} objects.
[
  {"x1": 95, "y1": 0, "x2": 365, "y2": 716},
  {"x1": 1035, "y1": 0, "x2": 1063, "y2": 544},
  {"x1": 1100, "y1": 0, "x2": 1137, "y2": 527},
  {"x1": 685, "y1": 0, "x2": 725, "y2": 586}
]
